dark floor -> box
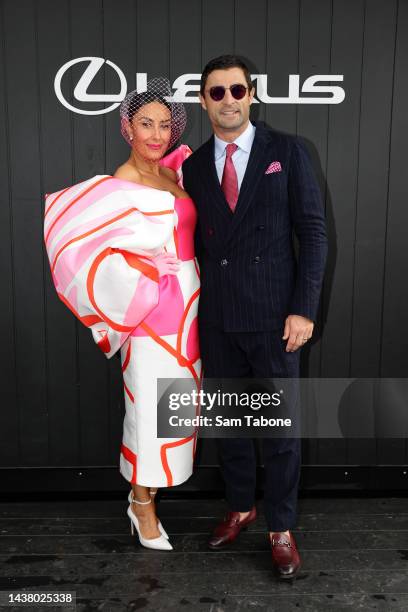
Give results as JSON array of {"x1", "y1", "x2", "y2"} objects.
[{"x1": 1, "y1": 495, "x2": 408, "y2": 611}]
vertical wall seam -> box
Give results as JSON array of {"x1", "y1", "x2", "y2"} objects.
[
  {"x1": 0, "y1": 0, "x2": 20, "y2": 464},
  {"x1": 233, "y1": 0, "x2": 236, "y2": 53},
  {"x1": 34, "y1": 0, "x2": 50, "y2": 463},
  {"x1": 263, "y1": 0, "x2": 268, "y2": 123},
  {"x1": 67, "y1": 0, "x2": 81, "y2": 464},
  {"x1": 296, "y1": 0, "x2": 301, "y2": 136},
  {"x1": 349, "y1": 0, "x2": 366, "y2": 378},
  {"x1": 319, "y1": 0, "x2": 334, "y2": 379},
  {"x1": 378, "y1": 0, "x2": 399, "y2": 378},
  {"x1": 100, "y1": 0, "x2": 112, "y2": 464}
]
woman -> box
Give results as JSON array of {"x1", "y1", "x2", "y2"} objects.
[{"x1": 43, "y1": 78, "x2": 201, "y2": 551}]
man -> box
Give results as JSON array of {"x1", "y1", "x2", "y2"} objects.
[{"x1": 182, "y1": 55, "x2": 328, "y2": 579}]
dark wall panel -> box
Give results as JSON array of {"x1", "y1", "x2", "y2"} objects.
[
  {"x1": 318, "y1": 0, "x2": 366, "y2": 466},
  {"x1": 264, "y1": 0, "x2": 299, "y2": 134},
  {"x1": 321, "y1": 0, "x2": 365, "y2": 379},
  {"x1": 377, "y1": 0, "x2": 408, "y2": 467},
  {"x1": 169, "y1": 0, "x2": 202, "y2": 147},
  {"x1": 381, "y1": 0, "x2": 408, "y2": 378},
  {"x1": 351, "y1": 0, "x2": 398, "y2": 377},
  {"x1": 0, "y1": 0, "x2": 18, "y2": 466},
  {"x1": 1, "y1": 0, "x2": 407, "y2": 484},
  {"x1": 3, "y1": 0, "x2": 48, "y2": 466},
  {"x1": 38, "y1": 0, "x2": 80, "y2": 466},
  {"x1": 70, "y1": 0, "x2": 111, "y2": 466},
  {"x1": 296, "y1": 0, "x2": 333, "y2": 466}
]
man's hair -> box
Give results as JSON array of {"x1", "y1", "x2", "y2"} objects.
[{"x1": 200, "y1": 54, "x2": 253, "y2": 96}]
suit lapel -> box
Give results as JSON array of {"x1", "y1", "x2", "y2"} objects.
[
  {"x1": 196, "y1": 123, "x2": 272, "y2": 232},
  {"x1": 197, "y1": 136, "x2": 233, "y2": 222},
  {"x1": 227, "y1": 123, "x2": 270, "y2": 239}
]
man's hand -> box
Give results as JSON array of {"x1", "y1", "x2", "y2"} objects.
[{"x1": 282, "y1": 315, "x2": 314, "y2": 352}]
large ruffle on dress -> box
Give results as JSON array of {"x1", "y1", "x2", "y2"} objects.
[{"x1": 44, "y1": 145, "x2": 201, "y2": 487}]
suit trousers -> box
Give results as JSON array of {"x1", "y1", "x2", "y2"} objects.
[{"x1": 199, "y1": 325, "x2": 301, "y2": 532}]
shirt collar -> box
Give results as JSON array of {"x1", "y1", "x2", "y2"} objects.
[{"x1": 214, "y1": 121, "x2": 256, "y2": 160}]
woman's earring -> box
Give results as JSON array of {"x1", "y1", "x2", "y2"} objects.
[{"x1": 129, "y1": 135, "x2": 133, "y2": 141}]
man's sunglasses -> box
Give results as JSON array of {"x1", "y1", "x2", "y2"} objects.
[{"x1": 206, "y1": 83, "x2": 248, "y2": 102}]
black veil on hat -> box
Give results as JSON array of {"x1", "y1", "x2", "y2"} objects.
[{"x1": 119, "y1": 76, "x2": 187, "y2": 150}]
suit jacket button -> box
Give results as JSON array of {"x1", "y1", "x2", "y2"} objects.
[
  {"x1": 220, "y1": 258, "x2": 228, "y2": 266},
  {"x1": 258, "y1": 225, "x2": 265, "y2": 230},
  {"x1": 208, "y1": 228, "x2": 214, "y2": 235},
  {"x1": 254, "y1": 256, "x2": 261, "y2": 263}
]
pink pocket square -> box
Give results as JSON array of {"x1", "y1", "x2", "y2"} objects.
[{"x1": 265, "y1": 161, "x2": 282, "y2": 174}]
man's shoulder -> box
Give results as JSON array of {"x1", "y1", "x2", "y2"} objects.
[
  {"x1": 182, "y1": 137, "x2": 212, "y2": 170},
  {"x1": 253, "y1": 121, "x2": 299, "y2": 149}
]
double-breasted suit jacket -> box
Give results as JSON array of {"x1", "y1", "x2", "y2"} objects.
[{"x1": 182, "y1": 120, "x2": 328, "y2": 332}]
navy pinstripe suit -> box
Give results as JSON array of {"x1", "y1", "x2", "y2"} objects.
[{"x1": 182, "y1": 120, "x2": 328, "y2": 531}]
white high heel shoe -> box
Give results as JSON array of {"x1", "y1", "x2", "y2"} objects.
[
  {"x1": 128, "y1": 489, "x2": 169, "y2": 539},
  {"x1": 127, "y1": 497, "x2": 173, "y2": 551}
]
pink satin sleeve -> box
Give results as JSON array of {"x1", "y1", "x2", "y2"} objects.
[
  {"x1": 159, "y1": 143, "x2": 193, "y2": 189},
  {"x1": 44, "y1": 178, "x2": 175, "y2": 359},
  {"x1": 43, "y1": 145, "x2": 193, "y2": 359}
]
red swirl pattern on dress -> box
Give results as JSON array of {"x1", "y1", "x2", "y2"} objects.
[{"x1": 44, "y1": 144, "x2": 202, "y2": 488}]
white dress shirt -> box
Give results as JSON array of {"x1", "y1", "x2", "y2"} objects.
[{"x1": 214, "y1": 120, "x2": 256, "y2": 190}]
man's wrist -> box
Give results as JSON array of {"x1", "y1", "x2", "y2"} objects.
[{"x1": 287, "y1": 313, "x2": 314, "y2": 324}]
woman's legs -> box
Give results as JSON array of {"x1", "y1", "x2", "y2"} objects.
[{"x1": 130, "y1": 485, "x2": 161, "y2": 539}]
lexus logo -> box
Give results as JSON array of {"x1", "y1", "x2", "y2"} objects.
[{"x1": 54, "y1": 56, "x2": 345, "y2": 115}]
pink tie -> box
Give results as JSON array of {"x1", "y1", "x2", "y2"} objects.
[{"x1": 221, "y1": 143, "x2": 238, "y2": 212}]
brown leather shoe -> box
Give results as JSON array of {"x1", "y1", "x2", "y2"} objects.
[
  {"x1": 270, "y1": 531, "x2": 301, "y2": 579},
  {"x1": 208, "y1": 506, "x2": 257, "y2": 550}
]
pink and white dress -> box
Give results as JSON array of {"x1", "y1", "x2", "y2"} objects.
[{"x1": 43, "y1": 144, "x2": 202, "y2": 487}]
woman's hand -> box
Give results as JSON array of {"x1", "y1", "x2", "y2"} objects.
[{"x1": 152, "y1": 252, "x2": 181, "y2": 276}]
